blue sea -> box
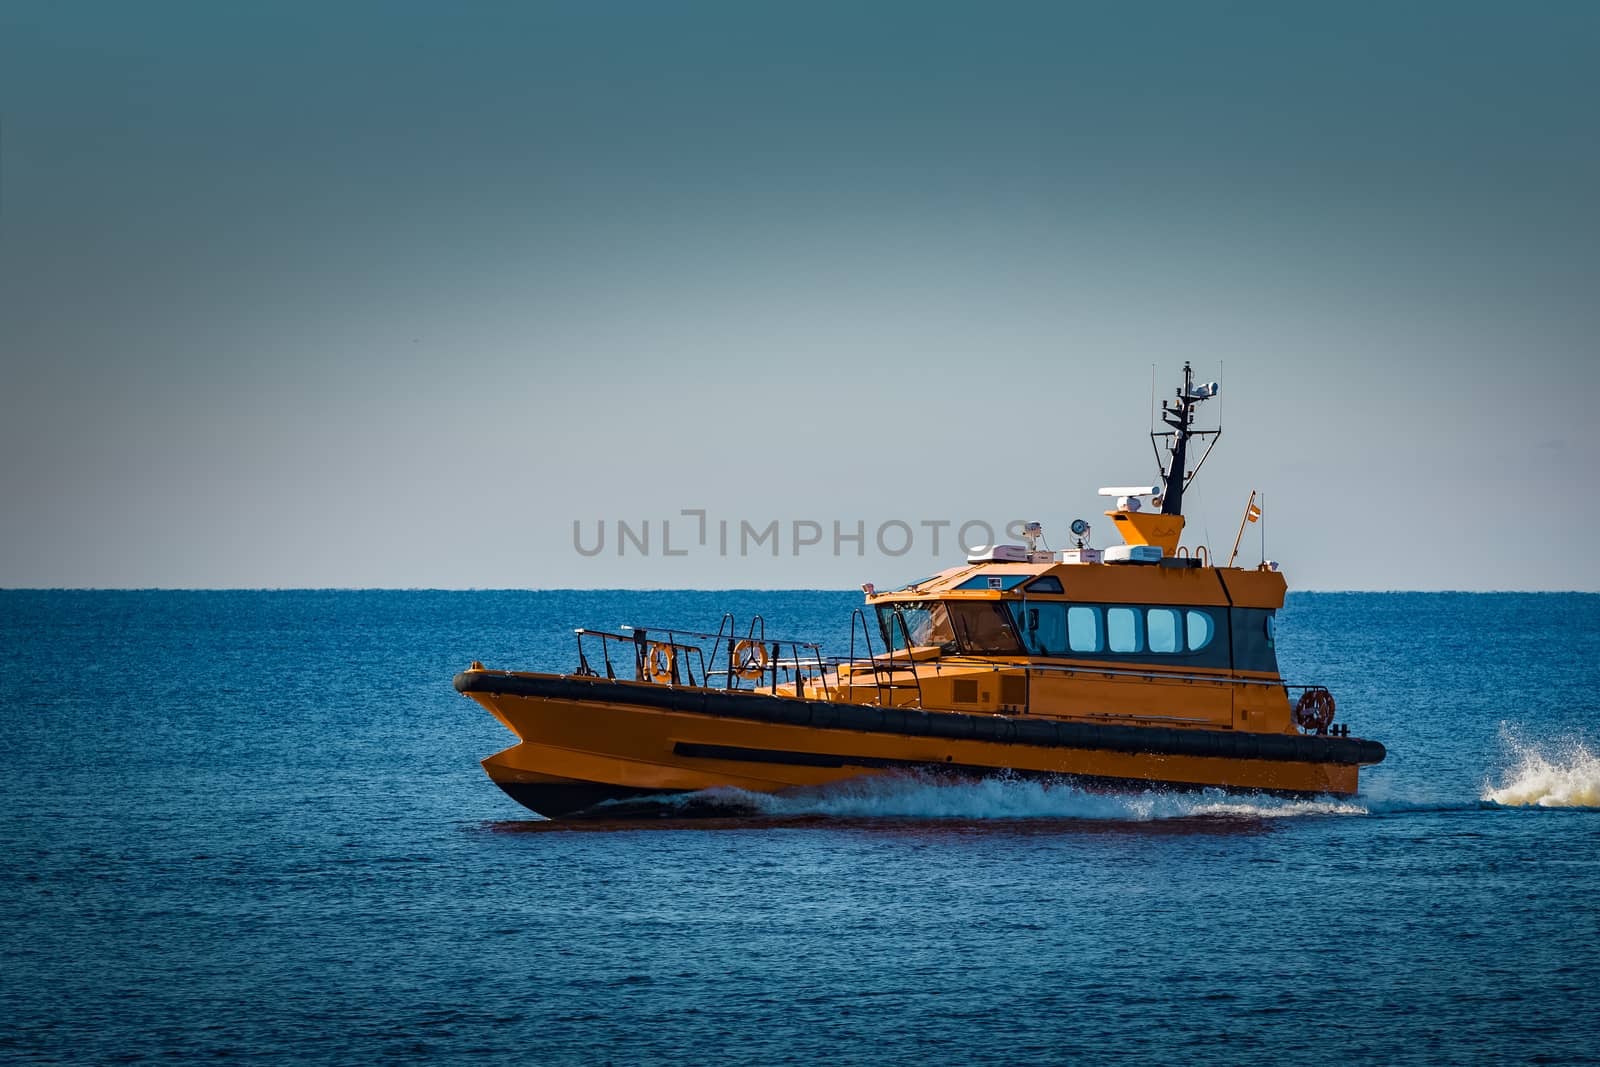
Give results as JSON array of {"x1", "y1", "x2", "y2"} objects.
[{"x1": 2, "y1": 590, "x2": 1598, "y2": 1065}]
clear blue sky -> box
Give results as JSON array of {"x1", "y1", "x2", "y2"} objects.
[{"x1": 2, "y1": 1, "x2": 1596, "y2": 589}]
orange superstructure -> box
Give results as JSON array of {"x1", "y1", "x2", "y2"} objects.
[{"x1": 455, "y1": 364, "x2": 1384, "y2": 818}]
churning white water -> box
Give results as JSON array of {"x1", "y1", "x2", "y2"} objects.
[
  {"x1": 1482, "y1": 726, "x2": 1600, "y2": 808},
  {"x1": 676, "y1": 773, "x2": 1369, "y2": 820}
]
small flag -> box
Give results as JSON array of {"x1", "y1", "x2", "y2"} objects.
[{"x1": 1246, "y1": 502, "x2": 1261, "y2": 523}]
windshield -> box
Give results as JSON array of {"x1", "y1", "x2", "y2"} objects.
[
  {"x1": 877, "y1": 601, "x2": 955, "y2": 651},
  {"x1": 876, "y1": 601, "x2": 1024, "y2": 655}
]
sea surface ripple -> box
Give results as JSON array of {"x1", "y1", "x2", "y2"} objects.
[{"x1": 2, "y1": 590, "x2": 1598, "y2": 1065}]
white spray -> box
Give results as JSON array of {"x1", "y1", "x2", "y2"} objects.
[{"x1": 1483, "y1": 724, "x2": 1600, "y2": 808}]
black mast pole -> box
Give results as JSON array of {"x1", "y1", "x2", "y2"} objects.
[{"x1": 1160, "y1": 362, "x2": 1194, "y2": 516}]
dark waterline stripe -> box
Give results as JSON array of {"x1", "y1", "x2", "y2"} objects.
[{"x1": 670, "y1": 742, "x2": 1335, "y2": 799}]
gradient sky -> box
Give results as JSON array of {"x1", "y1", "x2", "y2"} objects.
[{"x1": 2, "y1": 1, "x2": 1597, "y2": 590}]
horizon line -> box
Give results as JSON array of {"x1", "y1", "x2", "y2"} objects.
[{"x1": 2, "y1": 586, "x2": 1597, "y2": 595}]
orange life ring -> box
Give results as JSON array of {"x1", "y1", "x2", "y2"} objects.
[
  {"x1": 1293, "y1": 689, "x2": 1336, "y2": 734},
  {"x1": 732, "y1": 639, "x2": 769, "y2": 681},
  {"x1": 643, "y1": 641, "x2": 677, "y2": 683}
]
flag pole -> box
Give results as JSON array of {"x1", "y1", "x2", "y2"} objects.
[
  {"x1": 1228, "y1": 489, "x2": 1257, "y2": 567},
  {"x1": 1260, "y1": 491, "x2": 1266, "y2": 565}
]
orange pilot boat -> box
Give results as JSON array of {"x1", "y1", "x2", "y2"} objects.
[{"x1": 455, "y1": 364, "x2": 1385, "y2": 818}]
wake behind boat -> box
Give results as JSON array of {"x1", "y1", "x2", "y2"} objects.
[{"x1": 455, "y1": 364, "x2": 1385, "y2": 818}]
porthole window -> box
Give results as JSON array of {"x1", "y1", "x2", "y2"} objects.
[
  {"x1": 1147, "y1": 608, "x2": 1181, "y2": 653},
  {"x1": 1106, "y1": 606, "x2": 1144, "y2": 653},
  {"x1": 1186, "y1": 610, "x2": 1215, "y2": 652},
  {"x1": 1067, "y1": 605, "x2": 1103, "y2": 652}
]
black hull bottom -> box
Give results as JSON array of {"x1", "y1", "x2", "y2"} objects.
[{"x1": 493, "y1": 780, "x2": 675, "y2": 819}]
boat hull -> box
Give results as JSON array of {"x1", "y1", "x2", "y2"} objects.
[{"x1": 458, "y1": 670, "x2": 1386, "y2": 818}]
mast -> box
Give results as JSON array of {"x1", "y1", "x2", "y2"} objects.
[{"x1": 1153, "y1": 361, "x2": 1220, "y2": 516}]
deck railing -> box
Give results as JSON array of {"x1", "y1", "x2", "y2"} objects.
[
  {"x1": 573, "y1": 616, "x2": 833, "y2": 699},
  {"x1": 572, "y1": 616, "x2": 1330, "y2": 726}
]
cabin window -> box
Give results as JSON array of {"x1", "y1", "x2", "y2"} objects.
[
  {"x1": 1025, "y1": 575, "x2": 1064, "y2": 594},
  {"x1": 878, "y1": 602, "x2": 954, "y2": 651},
  {"x1": 1186, "y1": 609, "x2": 1215, "y2": 651},
  {"x1": 1012, "y1": 602, "x2": 1068, "y2": 654},
  {"x1": 997, "y1": 601, "x2": 1236, "y2": 668},
  {"x1": 879, "y1": 601, "x2": 1023, "y2": 654},
  {"x1": 1067, "y1": 605, "x2": 1103, "y2": 652},
  {"x1": 1147, "y1": 608, "x2": 1181, "y2": 653},
  {"x1": 1106, "y1": 606, "x2": 1144, "y2": 653},
  {"x1": 954, "y1": 574, "x2": 1031, "y2": 591},
  {"x1": 1015, "y1": 603, "x2": 1105, "y2": 653},
  {"x1": 948, "y1": 602, "x2": 1025, "y2": 654},
  {"x1": 1229, "y1": 607, "x2": 1280, "y2": 674}
]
